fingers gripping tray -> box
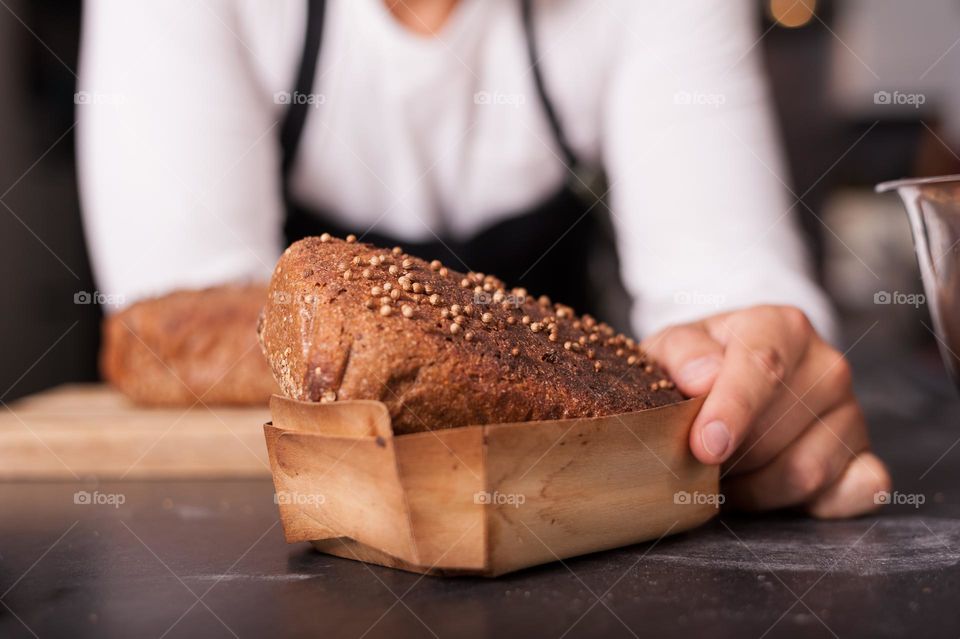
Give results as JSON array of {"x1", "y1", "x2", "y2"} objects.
[{"x1": 264, "y1": 395, "x2": 718, "y2": 577}]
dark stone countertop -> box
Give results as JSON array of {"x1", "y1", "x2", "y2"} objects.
[{"x1": 1, "y1": 348, "x2": 959, "y2": 639}]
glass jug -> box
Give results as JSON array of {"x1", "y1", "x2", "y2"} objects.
[{"x1": 877, "y1": 175, "x2": 960, "y2": 387}]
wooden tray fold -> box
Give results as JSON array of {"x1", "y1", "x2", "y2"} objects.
[{"x1": 264, "y1": 395, "x2": 718, "y2": 577}]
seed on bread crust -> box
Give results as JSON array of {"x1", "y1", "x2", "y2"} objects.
[{"x1": 258, "y1": 234, "x2": 684, "y2": 434}]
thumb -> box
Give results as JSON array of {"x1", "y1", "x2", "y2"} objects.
[
  {"x1": 642, "y1": 323, "x2": 724, "y2": 397},
  {"x1": 807, "y1": 452, "x2": 893, "y2": 519}
]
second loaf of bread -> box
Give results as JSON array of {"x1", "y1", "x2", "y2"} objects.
[{"x1": 258, "y1": 235, "x2": 684, "y2": 434}]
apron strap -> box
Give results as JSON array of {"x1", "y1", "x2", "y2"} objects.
[
  {"x1": 280, "y1": 0, "x2": 583, "y2": 189},
  {"x1": 519, "y1": 0, "x2": 579, "y2": 171},
  {"x1": 280, "y1": 0, "x2": 327, "y2": 178}
]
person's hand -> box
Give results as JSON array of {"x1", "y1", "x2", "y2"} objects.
[{"x1": 643, "y1": 305, "x2": 891, "y2": 518}]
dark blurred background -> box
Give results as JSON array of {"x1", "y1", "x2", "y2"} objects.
[{"x1": 1, "y1": 0, "x2": 959, "y2": 401}]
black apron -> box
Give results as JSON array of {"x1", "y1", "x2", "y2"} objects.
[{"x1": 279, "y1": 0, "x2": 610, "y2": 317}]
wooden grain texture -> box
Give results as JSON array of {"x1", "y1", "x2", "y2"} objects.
[
  {"x1": 483, "y1": 397, "x2": 716, "y2": 575},
  {"x1": 265, "y1": 398, "x2": 419, "y2": 562},
  {"x1": 267, "y1": 397, "x2": 488, "y2": 571},
  {"x1": 394, "y1": 427, "x2": 487, "y2": 571},
  {"x1": 0, "y1": 384, "x2": 271, "y2": 479},
  {"x1": 266, "y1": 395, "x2": 718, "y2": 577}
]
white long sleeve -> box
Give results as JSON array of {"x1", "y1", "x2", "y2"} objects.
[
  {"x1": 77, "y1": 0, "x2": 287, "y2": 306},
  {"x1": 78, "y1": 0, "x2": 836, "y2": 340},
  {"x1": 600, "y1": 0, "x2": 838, "y2": 339}
]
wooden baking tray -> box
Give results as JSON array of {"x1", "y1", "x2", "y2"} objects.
[{"x1": 264, "y1": 395, "x2": 718, "y2": 577}]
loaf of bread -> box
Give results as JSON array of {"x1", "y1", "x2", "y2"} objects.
[
  {"x1": 258, "y1": 235, "x2": 684, "y2": 433},
  {"x1": 101, "y1": 284, "x2": 279, "y2": 405}
]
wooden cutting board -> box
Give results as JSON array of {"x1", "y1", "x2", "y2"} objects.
[{"x1": 0, "y1": 384, "x2": 271, "y2": 479}]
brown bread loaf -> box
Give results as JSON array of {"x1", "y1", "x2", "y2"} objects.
[
  {"x1": 101, "y1": 284, "x2": 279, "y2": 405},
  {"x1": 258, "y1": 235, "x2": 684, "y2": 434}
]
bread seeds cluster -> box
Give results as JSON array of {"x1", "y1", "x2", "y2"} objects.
[{"x1": 258, "y1": 235, "x2": 684, "y2": 434}]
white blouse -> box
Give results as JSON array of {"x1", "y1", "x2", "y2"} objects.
[{"x1": 77, "y1": 0, "x2": 837, "y2": 339}]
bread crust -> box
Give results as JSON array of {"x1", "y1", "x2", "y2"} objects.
[
  {"x1": 101, "y1": 284, "x2": 278, "y2": 405},
  {"x1": 258, "y1": 236, "x2": 684, "y2": 434}
]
